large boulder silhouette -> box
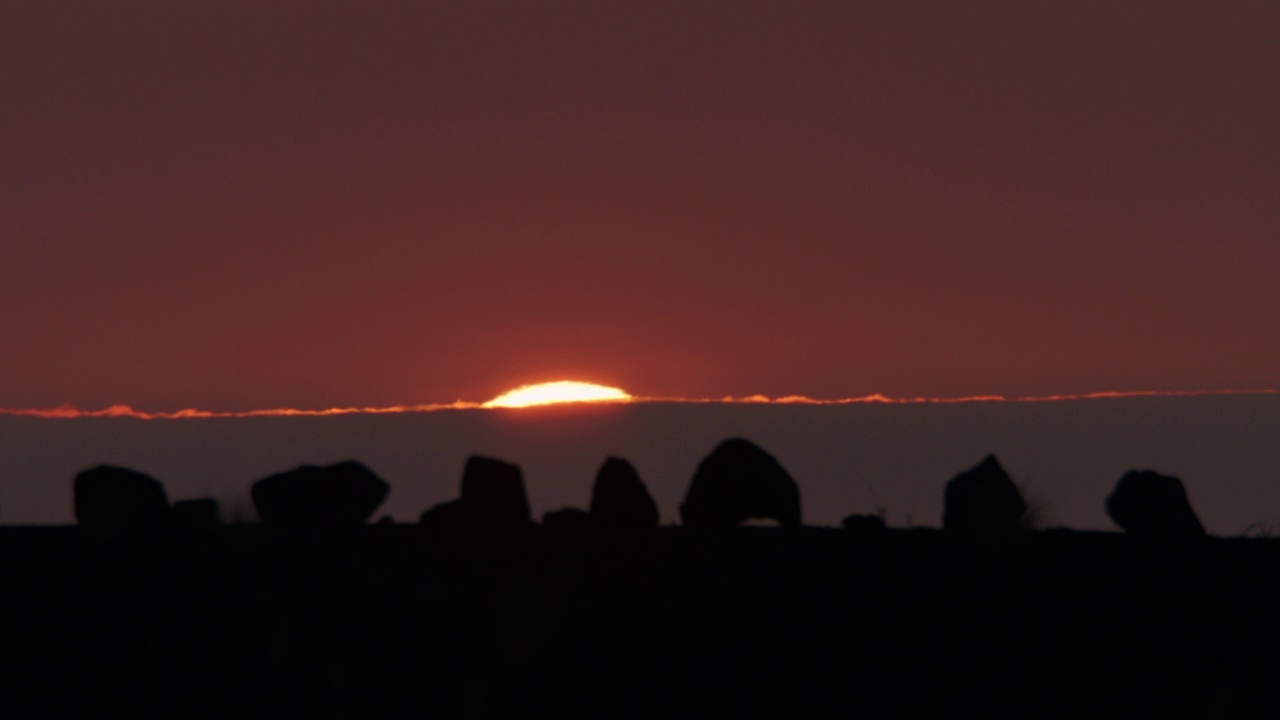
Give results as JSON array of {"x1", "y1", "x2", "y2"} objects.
[
  {"x1": 251, "y1": 460, "x2": 388, "y2": 529},
  {"x1": 943, "y1": 455, "x2": 1028, "y2": 537},
  {"x1": 680, "y1": 438, "x2": 801, "y2": 529},
  {"x1": 420, "y1": 456, "x2": 534, "y2": 531},
  {"x1": 460, "y1": 456, "x2": 533, "y2": 529},
  {"x1": 590, "y1": 457, "x2": 659, "y2": 529},
  {"x1": 1106, "y1": 470, "x2": 1205, "y2": 540},
  {"x1": 74, "y1": 465, "x2": 171, "y2": 530}
]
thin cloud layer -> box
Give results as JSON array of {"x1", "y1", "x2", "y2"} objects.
[{"x1": 2, "y1": 389, "x2": 1273, "y2": 421}]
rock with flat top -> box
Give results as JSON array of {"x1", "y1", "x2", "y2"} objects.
[
  {"x1": 420, "y1": 456, "x2": 534, "y2": 531},
  {"x1": 74, "y1": 465, "x2": 171, "y2": 530},
  {"x1": 460, "y1": 456, "x2": 533, "y2": 530},
  {"x1": 251, "y1": 460, "x2": 388, "y2": 529}
]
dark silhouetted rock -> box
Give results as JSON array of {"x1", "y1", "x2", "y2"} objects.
[
  {"x1": 943, "y1": 455, "x2": 1028, "y2": 538},
  {"x1": 461, "y1": 456, "x2": 533, "y2": 530},
  {"x1": 590, "y1": 457, "x2": 659, "y2": 530},
  {"x1": 419, "y1": 498, "x2": 469, "y2": 530},
  {"x1": 841, "y1": 513, "x2": 887, "y2": 534},
  {"x1": 74, "y1": 465, "x2": 170, "y2": 530},
  {"x1": 171, "y1": 498, "x2": 222, "y2": 529},
  {"x1": 680, "y1": 438, "x2": 801, "y2": 529},
  {"x1": 420, "y1": 456, "x2": 534, "y2": 531},
  {"x1": 251, "y1": 460, "x2": 388, "y2": 529},
  {"x1": 542, "y1": 507, "x2": 592, "y2": 532},
  {"x1": 1106, "y1": 469, "x2": 1206, "y2": 540}
]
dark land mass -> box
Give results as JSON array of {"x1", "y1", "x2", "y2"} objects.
[{"x1": 2, "y1": 526, "x2": 1279, "y2": 718}]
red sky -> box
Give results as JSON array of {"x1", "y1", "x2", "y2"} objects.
[{"x1": 3, "y1": 2, "x2": 1277, "y2": 411}]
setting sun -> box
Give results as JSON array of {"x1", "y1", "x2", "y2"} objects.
[{"x1": 483, "y1": 381, "x2": 632, "y2": 409}]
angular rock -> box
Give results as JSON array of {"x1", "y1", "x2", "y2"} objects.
[
  {"x1": 1106, "y1": 470, "x2": 1205, "y2": 540},
  {"x1": 74, "y1": 465, "x2": 171, "y2": 530},
  {"x1": 680, "y1": 438, "x2": 801, "y2": 529},
  {"x1": 251, "y1": 460, "x2": 388, "y2": 529},
  {"x1": 590, "y1": 457, "x2": 659, "y2": 530},
  {"x1": 943, "y1": 455, "x2": 1028, "y2": 537},
  {"x1": 459, "y1": 455, "x2": 533, "y2": 530}
]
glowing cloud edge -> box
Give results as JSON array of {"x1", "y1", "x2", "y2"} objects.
[{"x1": 0, "y1": 388, "x2": 1275, "y2": 420}]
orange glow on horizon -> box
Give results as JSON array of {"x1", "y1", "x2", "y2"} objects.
[
  {"x1": 0, "y1": 388, "x2": 1275, "y2": 420},
  {"x1": 483, "y1": 381, "x2": 632, "y2": 409},
  {"x1": 0, "y1": 401, "x2": 485, "y2": 421}
]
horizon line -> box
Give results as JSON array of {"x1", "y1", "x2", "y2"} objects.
[{"x1": 0, "y1": 388, "x2": 1276, "y2": 421}]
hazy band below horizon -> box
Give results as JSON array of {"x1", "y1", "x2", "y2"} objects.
[{"x1": 0, "y1": 388, "x2": 1275, "y2": 421}]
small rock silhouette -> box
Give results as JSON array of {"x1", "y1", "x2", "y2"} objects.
[
  {"x1": 74, "y1": 465, "x2": 171, "y2": 530},
  {"x1": 542, "y1": 507, "x2": 592, "y2": 532},
  {"x1": 418, "y1": 498, "x2": 469, "y2": 530},
  {"x1": 942, "y1": 455, "x2": 1028, "y2": 537},
  {"x1": 251, "y1": 460, "x2": 388, "y2": 529},
  {"x1": 590, "y1": 457, "x2": 659, "y2": 530},
  {"x1": 1106, "y1": 469, "x2": 1205, "y2": 540},
  {"x1": 680, "y1": 438, "x2": 801, "y2": 529},
  {"x1": 420, "y1": 456, "x2": 534, "y2": 531},
  {"x1": 171, "y1": 498, "x2": 222, "y2": 529},
  {"x1": 841, "y1": 514, "x2": 887, "y2": 534}
]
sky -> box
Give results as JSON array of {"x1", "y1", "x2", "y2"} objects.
[{"x1": 3, "y1": 2, "x2": 1278, "y2": 412}]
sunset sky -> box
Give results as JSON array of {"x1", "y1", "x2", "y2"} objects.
[{"x1": 3, "y1": 2, "x2": 1277, "y2": 412}]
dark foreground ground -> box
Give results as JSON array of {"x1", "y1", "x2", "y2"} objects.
[{"x1": 3, "y1": 526, "x2": 1279, "y2": 718}]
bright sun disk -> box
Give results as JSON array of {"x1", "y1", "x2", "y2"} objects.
[{"x1": 483, "y1": 381, "x2": 632, "y2": 409}]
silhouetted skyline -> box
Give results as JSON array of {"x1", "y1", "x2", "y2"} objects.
[{"x1": 3, "y1": 395, "x2": 1278, "y2": 534}]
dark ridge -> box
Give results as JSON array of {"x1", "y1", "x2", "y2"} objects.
[
  {"x1": 1, "y1": 526, "x2": 1277, "y2": 718},
  {"x1": 3, "y1": 447, "x2": 1273, "y2": 715}
]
